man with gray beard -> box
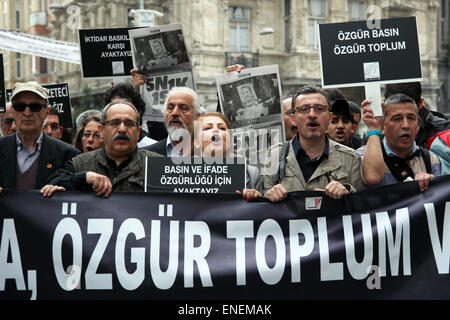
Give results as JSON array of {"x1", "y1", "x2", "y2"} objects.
[
  {"x1": 144, "y1": 87, "x2": 201, "y2": 156},
  {"x1": 41, "y1": 101, "x2": 162, "y2": 197}
]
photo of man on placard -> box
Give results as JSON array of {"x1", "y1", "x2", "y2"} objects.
[{"x1": 130, "y1": 26, "x2": 191, "y2": 76}]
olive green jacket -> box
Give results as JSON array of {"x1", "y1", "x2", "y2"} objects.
[
  {"x1": 70, "y1": 147, "x2": 162, "y2": 192},
  {"x1": 262, "y1": 138, "x2": 364, "y2": 195}
]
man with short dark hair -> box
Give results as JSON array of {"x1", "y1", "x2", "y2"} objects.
[
  {"x1": 41, "y1": 101, "x2": 162, "y2": 197},
  {"x1": 0, "y1": 81, "x2": 80, "y2": 190},
  {"x1": 327, "y1": 99, "x2": 360, "y2": 149},
  {"x1": 43, "y1": 107, "x2": 63, "y2": 140},
  {"x1": 358, "y1": 93, "x2": 441, "y2": 191},
  {"x1": 262, "y1": 85, "x2": 364, "y2": 202},
  {"x1": 384, "y1": 82, "x2": 449, "y2": 148},
  {"x1": 0, "y1": 102, "x2": 17, "y2": 136}
]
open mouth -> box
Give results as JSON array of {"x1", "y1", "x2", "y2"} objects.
[
  {"x1": 400, "y1": 133, "x2": 411, "y2": 142},
  {"x1": 307, "y1": 122, "x2": 319, "y2": 129},
  {"x1": 86, "y1": 146, "x2": 94, "y2": 152},
  {"x1": 211, "y1": 134, "x2": 222, "y2": 144}
]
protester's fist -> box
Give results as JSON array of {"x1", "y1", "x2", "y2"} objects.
[
  {"x1": 86, "y1": 172, "x2": 113, "y2": 198},
  {"x1": 236, "y1": 188, "x2": 262, "y2": 201},
  {"x1": 226, "y1": 64, "x2": 245, "y2": 73},
  {"x1": 40, "y1": 184, "x2": 66, "y2": 197},
  {"x1": 130, "y1": 68, "x2": 147, "y2": 88},
  {"x1": 315, "y1": 181, "x2": 349, "y2": 199},
  {"x1": 265, "y1": 184, "x2": 288, "y2": 202},
  {"x1": 361, "y1": 101, "x2": 383, "y2": 131},
  {"x1": 414, "y1": 172, "x2": 434, "y2": 192}
]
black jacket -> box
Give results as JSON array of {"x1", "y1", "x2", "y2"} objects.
[
  {"x1": 0, "y1": 133, "x2": 80, "y2": 189},
  {"x1": 143, "y1": 138, "x2": 167, "y2": 156}
]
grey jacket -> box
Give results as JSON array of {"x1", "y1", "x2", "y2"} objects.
[{"x1": 262, "y1": 138, "x2": 364, "y2": 194}]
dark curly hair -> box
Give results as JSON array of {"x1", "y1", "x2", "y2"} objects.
[{"x1": 103, "y1": 82, "x2": 146, "y2": 125}]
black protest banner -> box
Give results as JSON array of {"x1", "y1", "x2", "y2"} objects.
[
  {"x1": 0, "y1": 176, "x2": 449, "y2": 300},
  {"x1": 146, "y1": 157, "x2": 246, "y2": 194},
  {"x1": 0, "y1": 54, "x2": 5, "y2": 113},
  {"x1": 7, "y1": 84, "x2": 73, "y2": 128},
  {"x1": 318, "y1": 16, "x2": 422, "y2": 87},
  {"x1": 78, "y1": 28, "x2": 138, "y2": 78}
]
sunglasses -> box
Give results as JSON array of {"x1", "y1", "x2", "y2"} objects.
[{"x1": 12, "y1": 102, "x2": 46, "y2": 112}]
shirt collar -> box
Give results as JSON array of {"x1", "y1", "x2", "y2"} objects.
[
  {"x1": 16, "y1": 131, "x2": 44, "y2": 152},
  {"x1": 166, "y1": 135, "x2": 184, "y2": 157},
  {"x1": 292, "y1": 134, "x2": 329, "y2": 159},
  {"x1": 383, "y1": 137, "x2": 419, "y2": 158}
]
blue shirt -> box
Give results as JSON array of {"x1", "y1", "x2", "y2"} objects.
[
  {"x1": 16, "y1": 132, "x2": 43, "y2": 173},
  {"x1": 166, "y1": 136, "x2": 184, "y2": 157}
]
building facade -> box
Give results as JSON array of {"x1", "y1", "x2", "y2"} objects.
[{"x1": 1, "y1": 0, "x2": 446, "y2": 113}]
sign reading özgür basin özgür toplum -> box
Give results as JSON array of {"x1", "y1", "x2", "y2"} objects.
[{"x1": 318, "y1": 16, "x2": 422, "y2": 88}]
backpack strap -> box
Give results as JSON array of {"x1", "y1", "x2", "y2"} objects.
[
  {"x1": 380, "y1": 139, "x2": 415, "y2": 182},
  {"x1": 272, "y1": 141, "x2": 290, "y2": 185},
  {"x1": 418, "y1": 146, "x2": 432, "y2": 174}
]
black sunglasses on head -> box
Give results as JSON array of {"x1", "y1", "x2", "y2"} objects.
[{"x1": 12, "y1": 102, "x2": 46, "y2": 112}]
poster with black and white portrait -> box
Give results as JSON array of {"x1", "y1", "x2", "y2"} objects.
[
  {"x1": 216, "y1": 65, "x2": 284, "y2": 167},
  {"x1": 216, "y1": 65, "x2": 283, "y2": 130},
  {"x1": 129, "y1": 23, "x2": 191, "y2": 76}
]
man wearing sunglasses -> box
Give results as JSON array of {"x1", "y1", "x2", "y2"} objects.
[
  {"x1": 0, "y1": 102, "x2": 17, "y2": 136},
  {"x1": 41, "y1": 101, "x2": 162, "y2": 197},
  {"x1": 261, "y1": 85, "x2": 364, "y2": 202},
  {"x1": 0, "y1": 81, "x2": 80, "y2": 191}
]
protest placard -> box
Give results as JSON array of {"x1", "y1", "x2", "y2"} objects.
[
  {"x1": 145, "y1": 157, "x2": 246, "y2": 194},
  {"x1": 318, "y1": 16, "x2": 422, "y2": 87},
  {"x1": 216, "y1": 64, "x2": 284, "y2": 166},
  {"x1": 129, "y1": 23, "x2": 191, "y2": 76},
  {"x1": 6, "y1": 83, "x2": 73, "y2": 128},
  {"x1": 140, "y1": 70, "x2": 195, "y2": 122},
  {"x1": 78, "y1": 28, "x2": 139, "y2": 78},
  {"x1": 318, "y1": 17, "x2": 422, "y2": 116}
]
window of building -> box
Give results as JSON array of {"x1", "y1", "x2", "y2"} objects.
[
  {"x1": 39, "y1": 57, "x2": 48, "y2": 74},
  {"x1": 348, "y1": 0, "x2": 366, "y2": 21},
  {"x1": 308, "y1": 0, "x2": 326, "y2": 50},
  {"x1": 441, "y1": 0, "x2": 448, "y2": 47},
  {"x1": 284, "y1": 0, "x2": 291, "y2": 52},
  {"x1": 229, "y1": 6, "x2": 250, "y2": 52},
  {"x1": 15, "y1": 4, "x2": 21, "y2": 29},
  {"x1": 16, "y1": 53, "x2": 22, "y2": 78}
]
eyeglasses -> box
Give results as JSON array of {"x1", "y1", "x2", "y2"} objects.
[
  {"x1": 43, "y1": 123, "x2": 60, "y2": 130},
  {"x1": 104, "y1": 119, "x2": 138, "y2": 129},
  {"x1": 1, "y1": 117, "x2": 15, "y2": 125},
  {"x1": 12, "y1": 102, "x2": 46, "y2": 112},
  {"x1": 294, "y1": 104, "x2": 328, "y2": 114},
  {"x1": 82, "y1": 132, "x2": 101, "y2": 139}
]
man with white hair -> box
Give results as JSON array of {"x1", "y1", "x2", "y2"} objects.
[{"x1": 143, "y1": 86, "x2": 201, "y2": 156}]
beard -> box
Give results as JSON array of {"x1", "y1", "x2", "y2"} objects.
[{"x1": 167, "y1": 125, "x2": 191, "y2": 143}]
